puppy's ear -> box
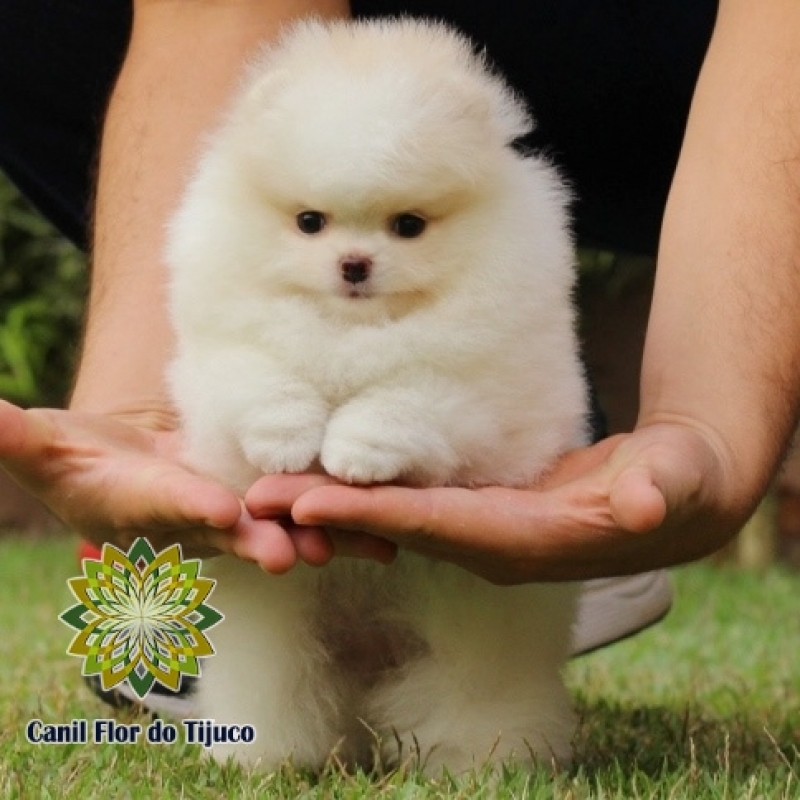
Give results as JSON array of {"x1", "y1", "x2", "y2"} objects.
[
  {"x1": 234, "y1": 65, "x2": 292, "y2": 125},
  {"x1": 403, "y1": 21, "x2": 533, "y2": 145},
  {"x1": 473, "y1": 49, "x2": 534, "y2": 145},
  {"x1": 487, "y1": 82, "x2": 534, "y2": 144},
  {"x1": 439, "y1": 71, "x2": 533, "y2": 148}
]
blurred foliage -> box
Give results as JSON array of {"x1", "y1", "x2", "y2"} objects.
[
  {"x1": 577, "y1": 247, "x2": 655, "y2": 298},
  {"x1": 0, "y1": 172, "x2": 88, "y2": 407}
]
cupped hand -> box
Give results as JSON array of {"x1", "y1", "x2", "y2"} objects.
[
  {"x1": 246, "y1": 421, "x2": 751, "y2": 583},
  {"x1": 0, "y1": 399, "x2": 348, "y2": 573}
]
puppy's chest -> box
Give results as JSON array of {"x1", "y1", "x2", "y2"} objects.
[{"x1": 265, "y1": 307, "x2": 429, "y2": 399}]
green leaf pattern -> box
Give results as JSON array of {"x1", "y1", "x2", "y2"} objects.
[{"x1": 60, "y1": 538, "x2": 222, "y2": 699}]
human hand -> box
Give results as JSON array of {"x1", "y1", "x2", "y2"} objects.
[
  {"x1": 0, "y1": 399, "x2": 394, "y2": 573},
  {"x1": 245, "y1": 421, "x2": 751, "y2": 583}
]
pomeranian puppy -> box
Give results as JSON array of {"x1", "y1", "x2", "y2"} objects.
[{"x1": 167, "y1": 18, "x2": 588, "y2": 775}]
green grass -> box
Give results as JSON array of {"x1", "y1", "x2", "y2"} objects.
[{"x1": 0, "y1": 535, "x2": 797, "y2": 798}]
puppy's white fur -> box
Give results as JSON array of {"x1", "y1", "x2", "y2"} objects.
[{"x1": 167, "y1": 18, "x2": 588, "y2": 774}]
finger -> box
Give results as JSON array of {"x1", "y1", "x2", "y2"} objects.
[
  {"x1": 292, "y1": 484, "x2": 512, "y2": 552},
  {"x1": 608, "y1": 466, "x2": 668, "y2": 534},
  {"x1": 156, "y1": 470, "x2": 243, "y2": 530},
  {"x1": 201, "y1": 519, "x2": 398, "y2": 568},
  {"x1": 0, "y1": 399, "x2": 27, "y2": 452},
  {"x1": 294, "y1": 480, "x2": 645, "y2": 570},
  {"x1": 83, "y1": 462, "x2": 242, "y2": 538},
  {"x1": 287, "y1": 524, "x2": 335, "y2": 566},
  {"x1": 245, "y1": 473, "x2": 340, "y2": 518},
  {"x1": 0, "y1": 402, "x2": 55, "y2": 476},
  {"x1": 226, "y1": 509, "x2": 298, "y2": 574}
]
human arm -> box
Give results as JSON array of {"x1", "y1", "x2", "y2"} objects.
[
  {"x1": 0, "y1": 0, "x2": 399, "y2": 570},
  {"x1": 247, "y1": 0, "x2": 800, "y2": 581}
]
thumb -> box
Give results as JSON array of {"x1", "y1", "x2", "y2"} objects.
[
  {"x1": 0, "y1": 400, "x2": 55, "y2": 478},
  {"x1": 606, "y1": 433, "x2": 711, "y2": 534},
  {"x1": 608, "y1": 465, "x2": 668, "y2": 534}
]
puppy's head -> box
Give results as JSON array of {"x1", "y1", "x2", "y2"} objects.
[{"x1": 191, "y1": 19, "x2": 534, "y2": 321}]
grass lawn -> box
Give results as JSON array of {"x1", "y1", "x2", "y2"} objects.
[{"x1": 0, "y1": 535, "x2": 797, "y2": 799}]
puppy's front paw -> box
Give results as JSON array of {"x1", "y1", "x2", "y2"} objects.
[
  {"x1": 239, "y1": 407, "x2": 325, "y2": 474},
  {"x1": 321, "y1": 411, "x2": 457, "y2": 485},
  {"x1": 321, "y1": 436, "x2": 411, "y2": 484}
]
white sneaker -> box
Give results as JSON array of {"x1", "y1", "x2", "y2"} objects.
[{"x1": 571, "y1": 570, "x2": 673, "y2": 657}]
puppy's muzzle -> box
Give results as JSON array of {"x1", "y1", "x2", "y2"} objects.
[{"x1": 340, "y1": 256, "x2": 372, "y2": 285}]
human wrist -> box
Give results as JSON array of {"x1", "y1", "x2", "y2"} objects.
[
  {"x1": 69, "y1": 353, "x2": 179, "y2": 432},
  {"x1": 68, "y1": 389, "x2": 180, "y2": 433}
]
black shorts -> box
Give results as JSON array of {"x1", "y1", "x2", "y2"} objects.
[{"x1": 0, "y1": 1, "x2": 716, "y2": 254}]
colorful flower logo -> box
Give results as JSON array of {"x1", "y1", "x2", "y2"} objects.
[{"x1": 60, "y1": 538, "x2": 223, "y2": 699}]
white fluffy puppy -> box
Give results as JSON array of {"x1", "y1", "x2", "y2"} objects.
[{"x1": 167, "y1": 18, "x2": 588, "y2": 775}]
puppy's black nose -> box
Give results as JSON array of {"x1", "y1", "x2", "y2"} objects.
[{"x1": 340, "y1": 257, "x2": 372, "y2": 284}]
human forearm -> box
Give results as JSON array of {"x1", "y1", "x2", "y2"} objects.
[
  {"x1": 641, "y1": 0, "x2": 800, "y2": 527},
  {"x1": 71, "y1": 0, "x2": 349, "y2": 420}
]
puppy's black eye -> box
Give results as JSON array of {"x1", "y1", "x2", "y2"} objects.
[
  {"x1": 296, "y1": 211, "x2": 327, "y2": 234},
  {"x1": 390, "y1": 213, "x2": 427, "y2": 239}
]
